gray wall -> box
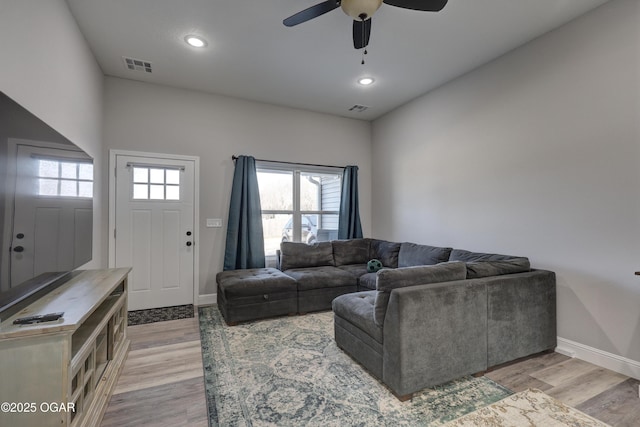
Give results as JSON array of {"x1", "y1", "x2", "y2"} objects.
[
  {"x1": 0, "y1": 0, "x2": 105, "y2": 268},
  {"x1": 372, "y1": 0, "x2": 640, "y2": 363},
  {"x1": 103, "y1": 77, "x2": 372, "y2": 296}
]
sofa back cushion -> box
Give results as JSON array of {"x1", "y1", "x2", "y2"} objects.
[
  {"x1": 373, "y1": 261, "x2": 467, "y2": 326},
  {"x1": 369, "y1": 239, "x2": 401, "y2": 268},
  {"x1": 449, "y1": 249, "x2": 530, "y2": 279},
  {"x1": 279, "y1": 241, "x2": 334, "y2": 271},
  {"x1": 398, "y1": 242, "x2": 453, "y2": 267},
  {"x1": 332, "y1": 239, "x2": 370, "y2": 266}
]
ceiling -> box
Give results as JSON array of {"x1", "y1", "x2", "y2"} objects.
[{"x1": 66, "y1": 0, "x2": 610, "y2": 121}]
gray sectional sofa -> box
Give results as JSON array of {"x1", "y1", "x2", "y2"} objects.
[
  {"x1": 279, "y1": 238, "x2": 556, "y2": 399},
  {"x1": 217, "y1": 238, "x2": 556, "y2": 399}
]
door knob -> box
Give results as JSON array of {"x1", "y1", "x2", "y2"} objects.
[
  {"x1": 186, "y1": 241, "x2": 192, "y2": 247},
  {"x1": 13, "y1": 246, "x2": 24, "y2": 253}
]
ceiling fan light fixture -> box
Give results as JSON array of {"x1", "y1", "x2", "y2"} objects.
[
  {"x1": 185, "y1": 35, "x2": 207, "y2": 48},
  {"x1": 341, "y1": 0, "x2": 383, "y2": 20},
  {"x1": 358, "y1": 77, "x2": 375, "y2": 86}
]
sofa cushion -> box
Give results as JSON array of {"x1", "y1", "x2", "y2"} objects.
[
  {"x1": 332, "y1": 239, "x2": 370, "y2": 266},
  {"x1": 369, "y1": 239, "x2": 401, "y2": 268},
  {"x1": 216, "y1": 268, "x2": 298, "y2": 298},
  {"x1": 279, "y1": 241, "x2": 334, "y2": 271},
  {"x1": 332, "y1": 291, "x2": 382, "y2": 343},
  {"x1": 374, "y1": 262, "x2": 467, "y2": 327},
  {"x1": 337, "y1": 264, "x2": 368, "y2": 278},
  {"x1": 398, "y1": 242, "x2": 453, "y2": 267},
  {"x1": 358, "y1": 272, "x2": 377, "y2": 290},
  {"x1": 449, "y1": 249, "x2": 530, "y2": 279},
  {"x1": 283, "y1": 266, "x2": 356, "y2": 291}
]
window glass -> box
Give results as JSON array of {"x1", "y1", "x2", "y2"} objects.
[
  {"x1": 78, "y1": 164, "x2": 93, "y2": 180},
  {"x1": 132, "y1": 166, "x2": 181, "y2": 201},
  {"x1": 149, "y1": 168, "x2": 165, "y2": 184},
  {"x1": 166, "y1": 169, "x2": 180, "y2": 185},
  {"x1": 60, "y1": 180, "x2": 76, "y2": 197},
  {"x1": 38, "y1": 179, "x2": 58, "y2": 196},
  {"x1": 166, "y1": 185, "x2": 180, "y2": 200},
  {"x1": 39, "y1": 160, "x2": 58, "y2": 178},
  {"x1": 257, "y1": 165, "x2": 341, "y2": 257},
  {"x1": 36, "y1": 158, "x2": 93, "y2": 198},
  {"x1": 133, "y1": 167, "x2": 148, "y2": 183},
  {"x1": 257, "y1": 170, "x2": 293, "y2": 211},
  {"x1": 60, "y1": 162, "x2": 77, "y2": 179},
  {"x1": 133, "y1": 184, "x2": 148, "y2": 199},
  {"x1": 262, "y1": 213, "x2": 291, "y2": 256}
]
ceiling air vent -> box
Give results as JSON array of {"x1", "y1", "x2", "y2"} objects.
[
  {"x1": 348, "y1": 104, "x2": 369, "y2": 113},
  {"x1": 123, "y1": 57, "x2": 153, "y2": 73}
]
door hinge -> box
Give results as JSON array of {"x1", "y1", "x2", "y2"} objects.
[
  {"x1": 114, "y1": 167, "x2": 117, "y2": 178},
  {"x1": 113, "y1": 228, "x2": 116, "y2": 239}
]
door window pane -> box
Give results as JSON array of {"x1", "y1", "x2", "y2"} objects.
[
  {"x1": 36, "y1": 158, "x2": 93, "y2": 198},
  {"x1": 133, "y1": 184, "x2": 148, "y2": 199},
  {"x1": 149, "y1": 168, "x2": 165, "y2": 184},
  {"x1": 60, "y1": 180, "x2": 76, "y2": 196},
  {"x1": 39, "y1": 160, "x2": 58, "y2": 178},
  {"x1": 79, "y1": 164, "x2": 93, "y2": 180},
  {"x1": 149, "y1": 184, "x2": 165, "y2": 200},
  {"x1": 166, "y1": 185, "x2": 180, "y2": 200},
  {"x1": 133, "y1": 167, "x2": 148, "y2": 183},
  {"x1": 132, "y1": 166, "x2": 181, "y2": 201},
  {"x1": 79, "y1": 181, "x2": 93, "y2": 198},
  {"x1": 166, "y1": 169, "x2": 180, "y2": 185},
  {"x1": 60, "y1": 162, "x2": 77, "y2": 179},
  {"x1": 39, "y1": 179, "x2": 58, "y2": 196}
]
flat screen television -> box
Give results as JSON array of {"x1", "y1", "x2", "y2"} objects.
[{"x1": 0, "y1": 92, "x2": 93, "y2": 320}]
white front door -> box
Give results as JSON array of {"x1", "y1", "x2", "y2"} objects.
[
  {"x1": 114, "y1": 154, "x2": 195, "y2": 310},
  {"x1": 11, "y1": 143, "x2": 93, "y2": 287}
]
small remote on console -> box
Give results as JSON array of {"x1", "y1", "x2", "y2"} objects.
[{"x1": 13, "y1": 312, "x2": 64, "y2": 325}]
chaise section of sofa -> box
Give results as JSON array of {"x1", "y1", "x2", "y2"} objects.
[{"x1": 333, "y1": 253, "x2": 556, "y2": 400}]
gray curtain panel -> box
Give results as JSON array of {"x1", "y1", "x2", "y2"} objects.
[
  {"x1": 223, "y1": 155, "x2": 265, "y2": 270},
  {"x1": 338, "y1": 165, "x2": 363, "y2": 239}
]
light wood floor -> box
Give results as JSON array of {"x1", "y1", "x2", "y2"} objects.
[{"x1": 101, "y1": 312, "x2": 639, "y2": 427}]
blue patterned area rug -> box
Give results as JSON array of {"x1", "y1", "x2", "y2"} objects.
[{"x1": 198, "y1": 306, "x2": 512, "y2": 426}]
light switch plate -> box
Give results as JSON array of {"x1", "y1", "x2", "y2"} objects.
[{"x1": 206, "y1": 218, "x2": 223, "y2": 228}]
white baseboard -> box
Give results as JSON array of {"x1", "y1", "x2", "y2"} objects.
[
  {"x1": 556, "y1": 336, "x2": 640, "y2": 380},
  {"x1": 197, "y1": 293, "x2": 216, "y2": 306}
]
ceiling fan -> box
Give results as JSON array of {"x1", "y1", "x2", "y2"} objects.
[{"x1": 283, "y1": 0, "x2": 448, "y2": 50}]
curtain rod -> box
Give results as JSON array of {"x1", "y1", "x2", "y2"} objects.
[{"x1": 232, "y1": 155, "x2": 346, "y2": 169}]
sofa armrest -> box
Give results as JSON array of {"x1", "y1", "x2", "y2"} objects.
[
  {"x1": 486, "y1": 269, "x2": 556, "y2": 366},
  {"x1": 382, "y1": 280, "x2": 488, "y2": 397}
]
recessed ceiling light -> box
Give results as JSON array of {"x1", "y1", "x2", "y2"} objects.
[
  {"x1": 358, "y1": 77, "x2": 375, "y2": 86},
  {"x1": 185, "y1": 35, "x2": 207, "y2": 48}
]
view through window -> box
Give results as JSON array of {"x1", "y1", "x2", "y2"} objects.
[{"x1": 257, "y1": 165, "x2": 342, "y2": 257}]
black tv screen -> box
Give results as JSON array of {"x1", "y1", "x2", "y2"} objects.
[{"x1": 0, "y1": 92, "x2": 93, "y2": 319}]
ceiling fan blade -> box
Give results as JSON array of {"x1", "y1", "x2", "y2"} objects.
[
  {"x1": 283, "y1": 0, "x2": 341, "y2": 27},
  {"x1": 383, "y1": 0, "x2": 448, "y2": 12},
  {"x1": 353, "y1": 19, "x2": 371, "y2": 50}
]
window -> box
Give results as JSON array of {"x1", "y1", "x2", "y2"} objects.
[
  {"x1": 257, "y1": 165, "x2": 342, "y2": 256},
  {"x1": 132, "y1": 167, "x2": 180, "y2": 200},
  {"x1": 37, "y1": 158, "x2": 93, "y2": 198}
]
